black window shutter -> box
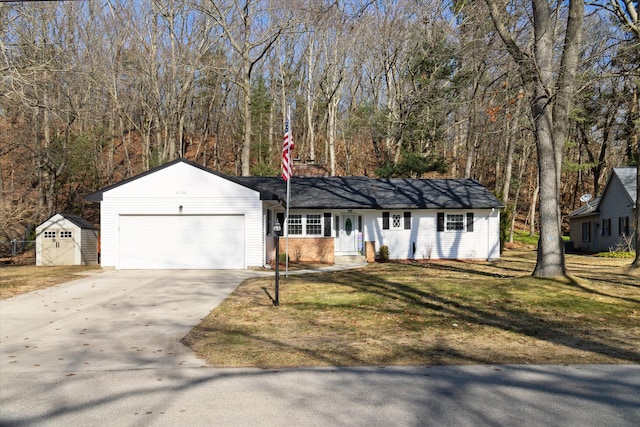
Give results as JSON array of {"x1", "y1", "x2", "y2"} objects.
[
  {"x1": 619, "y1": 217, "x2": 622, "y2": 236},
  {"x1": 324, "y1": 213, "x2": 332, "y2": 237},
  {"x1": 404, "y1": 212, "x2": 411, "y2": 229},
  {"x1": 382, "y1": 212, "x2": 390, "y2": 230},
  {"x1": 466, "y1": 212, "x2": 474, "y2": 232},
  {"x1": 625, "y1": 217, "x2": 630, "y2": 235},
  {"x1": 335, "y1": 215, "x2": 340, "y2": 234},
  {"x1": 266, "y1": 209, "x2": 272, "y2": 236},
  {"x1": 437, "y1": 212, "x2": 444, "y2": 232},
  {"x1": 277, "y1": 212, "x2": 285, "y2": 229}
]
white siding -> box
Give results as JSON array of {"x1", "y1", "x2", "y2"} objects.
[
  {"x1": 598, "y1": 175, "x2": 635, "y2": 252},
  {"x1": 364, "y1": 209, "x2": 500, "y2": 260},
  {"x1": 99, "y1": 162, "x2": 263, "y2": 269}
]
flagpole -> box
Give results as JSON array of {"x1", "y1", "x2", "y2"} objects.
[{"x1": 285, "y1": 105, "x2": 291, "y2": 278}]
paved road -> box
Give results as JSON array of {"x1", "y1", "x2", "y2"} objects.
[{"x1": 1, "y1": 270, "x2": 639, "y2": 426}]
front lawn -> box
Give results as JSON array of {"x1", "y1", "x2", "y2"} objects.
[
  {"x1": 0, "y1": 265, "x2": 101, "y2": 299},
  {"x1": 183, "y1": 250, "x2": 640, "y2": 367}
]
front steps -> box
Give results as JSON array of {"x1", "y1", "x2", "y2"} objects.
[{"x1": 334, "y1": 255, "x2": 367, "y2": 265}]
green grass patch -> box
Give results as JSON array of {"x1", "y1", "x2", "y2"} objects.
[
  {"x1": 595, "y1": 251, "x2": 636, "y2": 258},
  {"x1": 0, "y1": 264, "x2": 101, "y2": 299},
  {"x1": 183, "y1": 250, "x2": 640, "y2": 368},
  {"x1": 512, "y1": 230, "x2": 539, "y2": 246}
]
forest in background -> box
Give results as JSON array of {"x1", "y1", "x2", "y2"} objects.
[{"x1": 0, "y1": 0, "x2": 638, "y2": 245}]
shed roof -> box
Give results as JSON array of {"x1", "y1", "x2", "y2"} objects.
[{"x1": 37, "y1": 213, "x2": 97, "y2": 230}]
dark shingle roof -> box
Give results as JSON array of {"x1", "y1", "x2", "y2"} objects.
[
  {"x1": 567, "y1": 196, "x2": 600, "y2": 218},
  {"x1": 37, "y1": 213, "x2": 97, "y2": 230},
  {"x1": 85, "y1": 158, "x2": 503, "y2": 210},
  {"x1": 613, "y1": 167, "x2": 637, "y2": 205},
  {"x1": 60, "y1": 213, "x2": 97, "y2": 230},
  {"x1": 371, "y1": 178, "x2": 502, "y2": 209},
  {"x1": 237, "y1": 176, "x2": 503, "y2": 210},
  {"x1": 567, "y1": 167, "x2": 636, "y2": 218}
]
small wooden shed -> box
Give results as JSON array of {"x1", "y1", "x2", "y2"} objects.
[{"x1": 36, "y1": 213, "x2": 98, "y2": 266}]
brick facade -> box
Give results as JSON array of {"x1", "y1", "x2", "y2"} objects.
[{"x1": 279, "y1": 237, "x2": 334, "y2": 263}]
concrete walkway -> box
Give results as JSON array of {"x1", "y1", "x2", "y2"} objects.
[{"x1": 1, "y1": 267, "x2": 639, "y2": 426}]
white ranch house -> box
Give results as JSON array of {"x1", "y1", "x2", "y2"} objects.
[{"x1": 86, "y1": 158, "x2": 503, "y2": 269}]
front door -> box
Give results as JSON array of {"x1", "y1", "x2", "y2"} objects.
[{"x1": 339, "y1": 215, "x2": 357, "y2": 253}]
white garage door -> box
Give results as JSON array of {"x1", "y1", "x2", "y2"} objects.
[{"x1": 118, "y1": 215, "x2": 245, "y2": 269}]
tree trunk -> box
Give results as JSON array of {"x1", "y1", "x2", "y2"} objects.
[
  {"x1": 632, "y1": 88, "x2": 640, "y2": 268},
  {"x1": 241, "y1": 57, "x2": 252, "y2": 176},
  {"x1": 485, "y1": 0, "x2": 583, "y2": 277},
  {"x1": 529, "y1": 174, "x2": 539, "y2": 236}
]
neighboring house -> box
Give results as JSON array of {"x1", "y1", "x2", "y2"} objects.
[
  {"x1": 36, "y1": 213, "x2": 99, "y2": 266},
  {"x1": 86, "y1": 158, "x2": 503, "y2": 270},
  {"x1": 568, "y1": 167, "x2": 637, "y2": 252}
]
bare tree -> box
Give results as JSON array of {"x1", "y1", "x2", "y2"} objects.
[{"x1": 198, "y1": 0, "x2": 285, "y2": 176}]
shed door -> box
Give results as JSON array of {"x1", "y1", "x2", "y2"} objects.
[
  {"x1": 118, "y1": 215, "x2": 244, "y2": 269},
  {"x1": 41, "y1": 230, "x2": 76, "y2": 265}
]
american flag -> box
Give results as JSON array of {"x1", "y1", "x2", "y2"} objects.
[{"x1": 282, "y1": 118, "x2": 294, "y2": 181}]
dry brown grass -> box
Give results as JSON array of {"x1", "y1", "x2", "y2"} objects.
[
  {"x1": 183, "y1": 250, "x2": 640, "y2": 368},
  {"x1": 0, "y1": 264, "x2": 102, "y2": 299}
]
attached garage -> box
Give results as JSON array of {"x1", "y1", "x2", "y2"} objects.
[
  {"x1": 86, "y1": 159, "x2": 274, "y2": 270},
  {"x1": 118, "y1": 214, "x2": 245, "y2": 269}
]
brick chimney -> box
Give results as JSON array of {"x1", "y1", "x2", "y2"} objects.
[{"x1": 292, "y1": 160, "x2": 329, "y2": 177}]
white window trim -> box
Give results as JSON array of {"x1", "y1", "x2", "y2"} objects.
[
  {"x1": 305, "y1": 214, "x2": 322, "y2": 236},
  {"x1": 445, "y1": 213, "x2": 465, "y2": 232},
  {"x1": 288, "y1": 213, "x2": 325, "y2": 237},
  {"x1": 390, "y1": 212, "x2": 403, "y2": 230}
]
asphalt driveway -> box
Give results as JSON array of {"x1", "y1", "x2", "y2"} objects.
[{"x1": 0, "y1": 269, "x2": 264, "y2": 373}]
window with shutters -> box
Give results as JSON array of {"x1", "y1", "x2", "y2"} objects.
[
  {"x1": 438, "y1": 213, "x2": 474, "y2": 232},
  {"x1": 306, "y1": 214, "x2": 322, "y2": 235},
  {"x1": 391, "y1": 213, "x2": 402, "y2": 230},
  {"x1": 446, "y1": 214, "x2": 464, "y2": 231},
  {"x1": 383, "y1": 212, "x2": 410, "y2": 230},
  {"x1": 619, "y1": 216, "x2": 630, "y2": 236}
]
